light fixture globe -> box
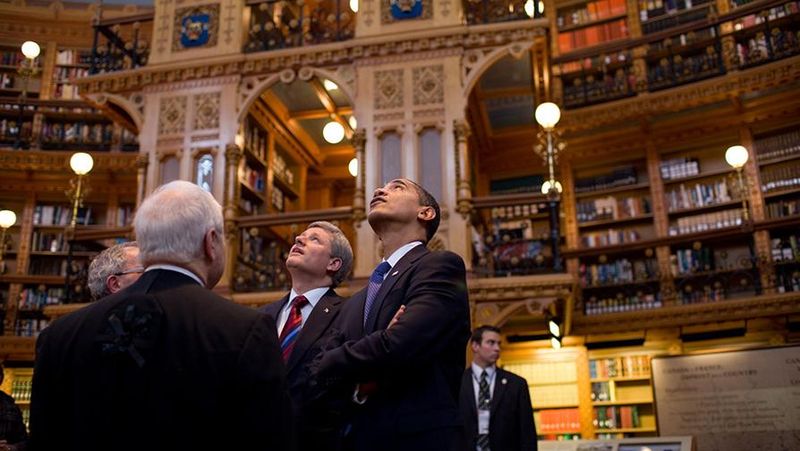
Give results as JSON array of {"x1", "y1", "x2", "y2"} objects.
[
  {"x1": 349, "y1": 0, "x2": 359, "y2": 12},
  {"x1": 322, "y1": 121, "x2": 345, "y2": 144},
  {"x1": 21, "y1": 41, "x2": 40, "y2": 59},
  {"x1": 535, "y1": 102, "x2": 561, "y2": 130},
  {"x1": 541, "y1": 180, "x2": 563, "y2": 195},
  {"x1": 524, "y1": 0, "x2": 535, "y2": 17},
  {"x1": 348, "y1": 116, "x2": 357, "y2": 129},
  {"x1": 323, "y1": 79, "x2": 339, "y2": 91},
  {"x1": 725, "y1": 145, "x2": 749, "y2": 169},
  {"x1": 348, "y1": 157, "x2": 358, "y2": 177},
  {"x1": 0, "y1": 210, "x2": 16, "y2": 229},
  {"x1": 70, "y1": 152, "x2": 94, "y2": 175}
]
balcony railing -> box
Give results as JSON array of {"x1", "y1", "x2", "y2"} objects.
[
  {"x1": 244, "y1": 0, "x2": 356, "y2": 53},
  {"x1": 90, "y1": 13, "x2": 152, "y2": 74},
  {"x1": 555, "y1": 0, "x2": 800, "y2": 108},
  {"x1": 463, "y1": 0, "x2": 545, "y2": 25}
]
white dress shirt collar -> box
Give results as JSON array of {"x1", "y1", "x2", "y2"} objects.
[{"x1": 145, "y1": 264, "x2": 204, "y2": 286}]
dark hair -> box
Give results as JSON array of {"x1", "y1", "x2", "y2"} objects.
[
  {"x1": 470, "y1": 325, "x2": 501, "y2": 344},
  {"x1": 407, "y1": 180, "x2": 441, "y2": 243}
]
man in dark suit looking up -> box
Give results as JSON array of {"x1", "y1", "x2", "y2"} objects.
[
  {"x1": 29, "y1": 180, "x2": 293, "y2": 451},
  {"x1": 313, "y1": 178, "x2": 471, "y2": 451},
  {"x1": 460, "y1": 325, "x2": 537, "y2": 451},
  {"x1": 262, "y1": 221, "x2": 353, "y2": 451}
]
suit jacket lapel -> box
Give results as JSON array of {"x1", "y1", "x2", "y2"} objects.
[
  {"x1": 286, "y1": 289, "x2": 341, "y2": 371},
  {"x1": 365, "y1": 245, "x2": 428, "y2": 333},
  {"x1": 490, "y1": 368, "x2": 508, "y2": 416}
]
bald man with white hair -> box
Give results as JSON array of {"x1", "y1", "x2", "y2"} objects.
[{"x1": 30, "y1": 180, "x2": 293, "y2": 451}]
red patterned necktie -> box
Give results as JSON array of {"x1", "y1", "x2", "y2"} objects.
[{"x1": 279, "y1": 295, "x2": 309, "y2": 362}]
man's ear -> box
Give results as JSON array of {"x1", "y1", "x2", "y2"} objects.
[
  {"x1": 417, "y1": 205, "x2": 435, "y2": 221},
  {"x1": 470, "y1": 340, "x2": 480, "y2": 353},
  {"x1": 204, "y1": 228, "x2": 219, "y2": 261},
  {"x1": 106, "y1": 275, "x2": 120, "y2": 294},
  {"x1": 327, "y1": 257, "x2": 343, "y2": 273}
]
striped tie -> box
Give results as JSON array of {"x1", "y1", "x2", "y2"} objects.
[
  {"x1": 279, "y1": 295, "x2": 308, "y2": 362},
  {"x1": 477, "y1": 370, "x2": 491, "y2": 451},
  {"x1": 363, "y1": 261, "x2": 392, "y2": 327}
]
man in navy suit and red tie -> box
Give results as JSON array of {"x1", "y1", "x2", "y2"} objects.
[
  {"x1": 262, "y1": 221, "x2": 353, "y2": 451},
  {"x1": 460, "y1": 325, "x2": 537, "y2": 451},
  {"x1": 313, "y1": 178, "x2": 471, "y2": 451}
]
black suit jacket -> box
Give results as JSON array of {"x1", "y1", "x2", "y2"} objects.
[
  {"x1": 315, "y1": 245, "x2": 471, "y2": 451},
  {"x1": 460, "y1": 367, "x2": 538, "y2": 451},
  {"x1": 29, "y1": 269, "x2": 293, "y2": 451},
  {"x1": 262, "y1": 288, "x2": 346, "y2": 451}
]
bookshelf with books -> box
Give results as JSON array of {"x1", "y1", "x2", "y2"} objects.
[
  {"x1": 638, "y1": 0, "x2": 718, "y2": 35},
  {"x1": 50, "y1": 48, "x2": 91, "y2": 101},
  {"x1": 729, "y1": 0, "x2": 800, "y2": 68},
  {"x1": 579, "y1": 249, "x2": 662, "y2": 315},
  {"x1": 558, "y1": 51, "x2": 636, "y2": 108},
  {"x1": 556, "y1": 0, "x2": 630, "y2": 54},
  {"x1": 754, "y1": 127, "x2": 800, "y2": 220},
  {"x1": 588, "y1": 349, "x2": 661, "y2": 438},
  {"x1": 502, "y1": 345, "x2": 593, "y2": 440}
]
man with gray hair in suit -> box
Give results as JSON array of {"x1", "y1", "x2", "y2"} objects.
[
  {"x1": 87, "y1": 241, "x2": 143, "y2": 300},
  {"x1": 30, "y1": 180, "x2": 293, "y2": 451}
]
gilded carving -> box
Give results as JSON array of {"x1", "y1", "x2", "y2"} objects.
[
  {"x1": 412, "y1": 65, "x2": 444, "y2": 106},
  {"x1": 158, "y1": 95, "x2": 188, "y2": 135},
  {"x1": 192, "y1": 91, "x2": 221, "y2": 130},
  {"x1": 374, "y1": 69, "x2": 404, "y2": 110}
]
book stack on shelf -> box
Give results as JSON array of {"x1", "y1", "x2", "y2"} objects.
[
  {"x1": 755, "y1": 128, "x2": 800, "y2": 219},
  {"x1": 770, "y1": 232, "x2": 800, "y2": 293},
  {"x1": 52, "y1": 49, "x2": 91, "y2": 100},
  {"x1": 580, "y1": 253, "x2": 661, "y2": 315},
  {"x1": 589, "y1": 354, "x2": 656, "y2": 438},
  {"x1": 670, "y1": 240, "x2": 757, "y2": 304},
  {"x1": 7, "y1": 368, "x2": 32, "y2": 429},
  {"x1": 638, "y1": 0, "x2": 716, "y2": 35}
]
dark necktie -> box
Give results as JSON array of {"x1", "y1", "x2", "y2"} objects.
[
  {"x1": 477, "y1": 370, "x2": 491, "y2": 451},
  {"x1": 279, "y1": 295, "x2": 308, "y2": 362},
  {"x1": 363, "y1": 261, "x2": 392, "y2": 327}
]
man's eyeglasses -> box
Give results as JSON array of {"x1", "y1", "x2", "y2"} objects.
[{"x1": 113, "y1": 267, "x2": 144, "y2": 276}]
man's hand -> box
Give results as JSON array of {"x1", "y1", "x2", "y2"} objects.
[{"x1": 388, "y1": 305, "x2": 406, "y2": 329}]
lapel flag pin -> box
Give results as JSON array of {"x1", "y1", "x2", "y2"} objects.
[
  {"x1": 392, "y1": 270, "x2": 399, "y2": 276},
  {"x1": 501, "y1": 378, "x2": 507, "y2": 385},
  {"x1": 324, "y1": 307, "x2": 330, "y2": 313}
]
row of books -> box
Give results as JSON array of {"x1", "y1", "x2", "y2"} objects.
[
  {"x1": 0, "y1": 73, "x2": 17, "y2": 89},
  {"x1": 733, "y1": 2, "x2": 800, "y2": 30},
  {"x1": 589, "y1": 355, "x2": 652, "y2": 379},
  {"x1": 52, "y1": 83, "x2": 82, "y2": 100},
  {"x1": 0, "y1": 120, "x2": 32, "y2": 139},
  {"x1": 31, "y1": 231, "x2": 71, "y2": 253},
  {"x1": 10, "y1": 377, "x2": 32, "y2": 401},
  {"x1": 575, "y1": 165, "x2": 639, "y2": 193},
  {"x1": 53, "y1": 66, "x2": 89, "y2": 84},
  {"x1": 755, "y1": 129, "x2": 800, "y2": 160},
  {"x1": 556, "y1": 0, "x2": 627, "y2": 29},
  {"x1": 272, "y1": 152, "x2": 295, "y2": 186},
  {"x1": 584, "y1": 292, "x2": 663, "y2": 315},
  {"x1": 15, "y1": 318, "x2": 49, "y2": 337},
  {"x1": 667, "y1": 208, "x2": 744, "y2": 236},
  {"x1": 766, "y1": 198, "x2": 800, "y2": 219},
  {"x1": 0, "y1": 51, "x2": 31, "y2": 67},
  {"x1": 660, "y1": 157, "x2": 700, "y2": 180},
  {"x1": 760, "y1": 164, "x2": 800, "y2": 192},
  {"x1": 641, "y1": 3, "x2": 714, "y2": 35},
  {"x1": 28, "y1": 258, "x2": 69, "y2": 277},
  {"x1": 677, "y1": 284, "x2": 728, "y2": 304},
  {"x1": 33, "y1": 205, "x2": 94, "y2": 226},
  {"x1": 581, "y1": 228, "x2": 641, "y2": 248},
  {"x1": 558, "y1": 19, "x2": 628, "y2": 53},
  {"x1": 590, "y1": 381, "x2": 612, "y2": 401},
  {"x1": 490, "y1": 203, "x2": 547, "y2": 220},
  {"x1": 771, "y1": 235, "x2": 799, "y2": 262},
  {"x1": 503, "y1": 361, "x2": 577, "y2": 385},
  {"x1": 670, "y1": 247, "x2": 716, "y2": 275},
  {"x1": 241, "y1": 165, "x2": 266, "y2": 193},
  {"x1": 577, "y1": 195, "x2": 651, "y2": 223},
  {"x1": 55, "y1": 49, "x2": 92, "y2": 66},
  {"x1": 489, "y1": 219, "x2": 545, "y2": 243},
  {"x1": 638, "y1": 0, "x2": 713, "y2": 22},
  {"x1": 537, "y1": 408, "x2": 581, "y2": 433},
  {"x1": 579, "y1": 258, "x2": 659, "y2": 287},
  {"x1": 665, "y1": 180, "x2": 732, "y2": 212},
  {"x1": 41, "y1": 122, "x2": 114, "y2": 145},
  {"x1": 594, "y1": 405, "x2": 642, "y2": 429},
  {"x1": 272, "y1": 185, "x2": 286, "y2": 211},
  {"x1": 18, "y1": 286, "x2": 65, "y2": 309},
  {"x1": 244, "y1": 117, "x2": 269, "y2": 163},
  {"x1": 559, "y1": 52, "x2": 629, "y2": 75}
]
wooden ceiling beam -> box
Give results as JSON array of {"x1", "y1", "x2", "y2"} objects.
[
  {"x1": 308, "y1": 77, "x2": 354, "y2": 138},
  {"x1": 291, "y1": 106, "x2": 353, "y2": 120}
]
